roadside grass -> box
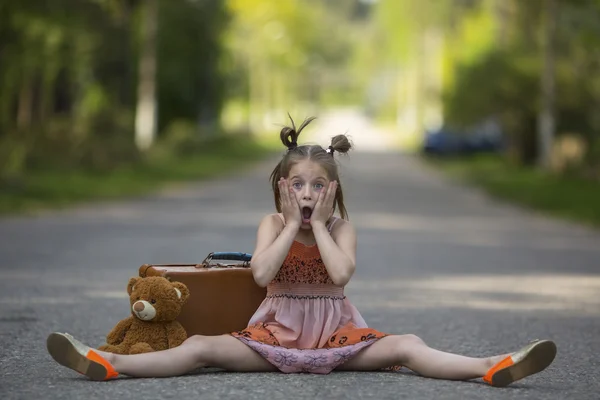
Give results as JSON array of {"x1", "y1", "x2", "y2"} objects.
[
  {"x1": 0, "y1": 135, "x2": 276, "y2": 216},
  {"x1": 423, "y1": 154, "x2": 600, "y2": 228}
]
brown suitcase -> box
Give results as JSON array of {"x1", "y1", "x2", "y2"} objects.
[{"x1": 139, "y1": 252, "x2": 266, "y2": 337}]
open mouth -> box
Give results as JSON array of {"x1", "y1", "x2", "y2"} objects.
[{"x1": 302, "y1": 207, "x2": 312, "y2": 223}]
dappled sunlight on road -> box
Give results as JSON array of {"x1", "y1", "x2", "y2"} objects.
[
  {"x1": 353, "y1": 212, "x2": 560, "y2": 233},
  {"x1": 55, "y1": 205, "x2": 600, "y2": 252},
  {"x1": 348, "y1": 274, "x2": 600, "y2": 316},
  {"x1": 352, "y1": 212, "x2": 600, "y2": 251},
  {"x1": 5, "y1": 272, "x2": 600, "y2": 316},
  {"x1": 62, "y1": 207, "x2": 272, "y2": 228}
]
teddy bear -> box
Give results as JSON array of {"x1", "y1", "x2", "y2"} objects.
[{"x1": 97, "y1": 276, "x2": 190, "y2": 355}]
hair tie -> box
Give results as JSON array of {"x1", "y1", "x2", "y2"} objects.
[
  {"x1": 288, "y1": 142, "x2": 298, "y2": 152},
  {"x1": 326, "y1": 145, "x2": 335, "y2": 156}
]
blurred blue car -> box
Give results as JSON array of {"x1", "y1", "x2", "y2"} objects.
[{"x1": 422, "y1": 123, "x2": 504, "y2": 156}]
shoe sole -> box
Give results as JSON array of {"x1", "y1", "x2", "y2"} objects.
[
  {"x1": 491, "y1": 340, "x2": 557, "y2": 387},
  {"x1": 46, "y1": 333, "x2": 108, "y2": 381}
]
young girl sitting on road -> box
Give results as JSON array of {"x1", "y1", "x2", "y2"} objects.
[{"x1": 46, "y1": 116, "x2": 557, "y2": 386}]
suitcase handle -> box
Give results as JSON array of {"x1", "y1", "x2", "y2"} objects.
[
  {"x1": 202, "y1": 252, "x2": 252, "y2": 264},
  {"x1": 139, "y1": 253, "x2": 253, "y2": 276}
]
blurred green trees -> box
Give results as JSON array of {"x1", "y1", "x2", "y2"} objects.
[
  {"x1": 3, "y1": 0, "x2": 600, "y2": 184},
  {"x1": 445, "y1": 0, "x2": 600, "y2": 176},
  {"x1": 359, "y1": 0, "x2": 600, "y2": 178},
  {"x1": 0, "y1": 0, "x2": 232, "y2": 178},
  {"x1": 0, "y1": 0, "x2": 364, "y2": 182},
  {"x1": 221, "y1": 0, "x2": 363, "y2": 133}
]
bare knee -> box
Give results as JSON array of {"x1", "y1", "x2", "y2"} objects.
[
  {"x1": 400, "y1": 334, "x2": 425, "y2": 347},
  {"x1": 394, "y1": 334, "x2": 426, "y2": 362},
  {"x1": 183, "y1": 334, "x2": 207, "y2": 346},
  {"x1": 182, "y1": 335, "x2": 211, "y2": 365}
]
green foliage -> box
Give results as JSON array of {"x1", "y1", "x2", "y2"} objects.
[
  {"x1": 440, "y1": 0, "x2": 600, "y2": 169},
  {"x1": 0, "y1": 135, "x2": 273, "y2": 215},
  {"x1": 157, "y1": 0, "x2": 229, "y2": 131},
  {"x1": 4, "y1": 0, "x2": 600, "y2": 217},
  {"x1": 426, "y1": 154, "x2": 600, "y2": 228},
  {"x1": 0, "y1": 0, "x2": 135, "y2": 170},
  {"x1": 1, "y1": 0, "x2": 371, "y2": 213},
  {"x1": 444, "y1": 50, "x2": 538, "y2": 127},
  {"x1": 443, "y1": 49, "x2": 540, "y2": 163},
  {"x1": 223, "y1": 0, "x2": 361, "y2": 118},
  {"x1": 0, "y1": 0, "x2": 230, "y2": 178}
]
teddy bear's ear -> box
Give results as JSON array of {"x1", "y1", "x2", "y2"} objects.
[
  {"x1": 127, "y1": 277, "x2": 142, "y2": 295},
  {"x1": 171, "y1": 281, "x2": 190, "y2": 303}
]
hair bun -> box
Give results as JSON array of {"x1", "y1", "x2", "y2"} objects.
[
  {"x1": 280, "y1": 126, "x2": 298, "y2": 150},
  {"x1": 279, "y1": 115, "x2": 316, "y2": 150},
  {"x1": 329, "y1": 134, "x2": 352, "y2": 155}
]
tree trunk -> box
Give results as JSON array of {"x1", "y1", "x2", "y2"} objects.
[
  {"x1": 134, "y1": 0, "x2": 158, "y2": 151},
  {"x1": 248, "y1": 57, "x2": 260, "y2": 132},
  {"x1": 537, "y1": 0, "x2": 557, "y2": 169},
  {"x1": 493, "y1": 0, "x2": 509, "y2": 48},
  {"x1": 17, "y1": 76, "x2": 34, "y2": 130}
]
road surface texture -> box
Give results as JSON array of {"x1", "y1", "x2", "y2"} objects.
[{"x1": 1, "y1": 111, "x2": 598, "y2": 399}]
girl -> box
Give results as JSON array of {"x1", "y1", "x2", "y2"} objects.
[{"x1": 46, "y1": 116, "x2": 557, "y2": 387}]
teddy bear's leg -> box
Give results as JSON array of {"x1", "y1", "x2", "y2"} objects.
[{"x1": 128, "y1": 342, "x2": 155, "y2": 354}]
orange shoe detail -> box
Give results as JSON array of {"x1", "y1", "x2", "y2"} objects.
[
  {"x1": 47, "y1": 333, "x2": 119, "y2": 381},
  {"x1": 483, "y1": 356, "x2": 514, "y2": 385},
  {"x1": 484, "y1": 340, "x2": 557, "y2": 387},
  {"x1": 87, "y1": 350, "x2": 119, "y2": 380}
]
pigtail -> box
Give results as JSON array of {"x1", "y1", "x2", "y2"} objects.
[
  {"x1": 280, "y1": 115, "x2": 316, "y2": 150},
  {"x1": 329, "y1": 134, "x2": 352, "y2": 155}
]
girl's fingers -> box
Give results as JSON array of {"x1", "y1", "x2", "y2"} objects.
[
  {"x1": 279, "y1": 179, "x2": 289, "y2": 204},
  {"x1": 316, "y1": 186, "x2": 326, "y2": 206},
  {"x1": 278, "y1": 179, "x2": 283, "y2": 200},
  {"x1": 287, "y1": 182, "x2": 296, "y2": 207},
  {"x1": 279, "y1": 181, "x2": 289, "y2": 209},
  {"x1": 325, "y1": 181, "x2": 336, "y2": 208},
  {"x1": 289, "y1": 186, "x2": 299, "y2": 205}
]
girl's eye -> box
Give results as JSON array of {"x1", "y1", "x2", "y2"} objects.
[
  {"x1": 314, "y1": 183, "x2": 324, "y2": 190},
  {"x1": 292, "y1": 182, "x2": 302, "y2": 189}
]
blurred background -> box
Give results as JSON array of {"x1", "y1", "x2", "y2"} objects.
[{"x1": 1, "y1": 0, "x2": 598, "y2": 225}]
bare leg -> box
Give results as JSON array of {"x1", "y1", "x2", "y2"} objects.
[
  {"x1": 96, "y1": 335, "x2": 276, "y2": 378},
  {"x1": 337, "y1": 335, "x2": 507, "y2": 380}
]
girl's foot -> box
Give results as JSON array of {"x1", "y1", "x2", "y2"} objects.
[
  {"x1": 484, "y1": 339, "x2": 557, "y2": 387},
  {"x1": 46, "y1": 332, "x2": 118, "y2": 381}
]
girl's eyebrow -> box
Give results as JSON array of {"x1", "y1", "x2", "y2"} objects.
[{"x1": 289, "y1": 175, "x2": 327, "y2": 181}]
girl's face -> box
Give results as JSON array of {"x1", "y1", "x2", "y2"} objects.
[{"x1": 287, "y1": 159, "x2": 330, "y2": 228}]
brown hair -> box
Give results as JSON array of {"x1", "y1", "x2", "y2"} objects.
[{"x1": 269, "y1": 116, "x2": 352, "y2": 219}]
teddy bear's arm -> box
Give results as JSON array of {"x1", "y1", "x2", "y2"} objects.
[
  {"x1": 165, "y1": 321, "x2": 188, "y2": 348},
  {"x1": 105, "y1": 316, "x2": 134, "y2": 345}
]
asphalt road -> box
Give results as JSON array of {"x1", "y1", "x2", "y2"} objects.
[{"x1": 1, "y1": 116, "x2": 599, "y2": 400}]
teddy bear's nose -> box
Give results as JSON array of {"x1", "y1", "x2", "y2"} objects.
[{"x1": 133, "y1": 302, "x2": 145, "y2": 312}]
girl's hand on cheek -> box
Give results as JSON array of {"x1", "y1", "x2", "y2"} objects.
[
  {"x1": 311, "y1": 180, "x2": 337, "y2": 227},
  {"x1": 279, "y1": 178, "x2": 302, "y2": 229}
]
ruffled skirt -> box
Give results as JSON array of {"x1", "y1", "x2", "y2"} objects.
[{"x1": 230, "y1": 283, "x2": 401, "y2": 374}]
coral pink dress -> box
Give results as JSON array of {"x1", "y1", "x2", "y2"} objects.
[{"x1": 230, "y1": 216, "x2": 399, "y2": 374}]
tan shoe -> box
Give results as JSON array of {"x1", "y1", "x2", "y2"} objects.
[
  {"x1": 483, "y1": 339, "x2": 557, "y2": 387},
  {"x1": 46, "y1": 332, "x2": 118, "y2": 381}
]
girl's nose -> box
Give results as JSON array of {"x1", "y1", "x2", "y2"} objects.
[{"x1": 302, "y1": 187, "x2": 312, "y2": 200}]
